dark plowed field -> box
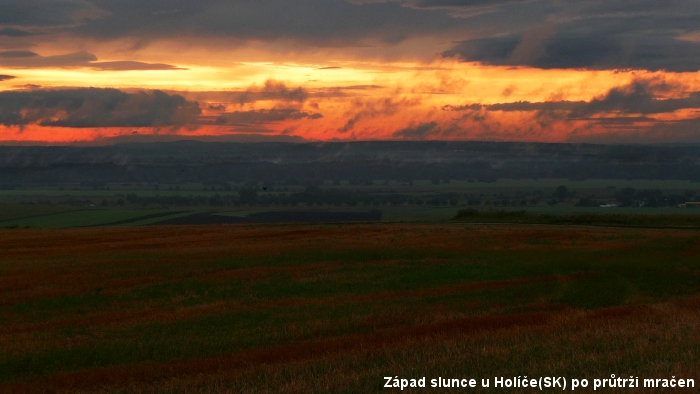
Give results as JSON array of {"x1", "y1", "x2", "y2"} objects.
[
  {"x1": 154, "y1": 210, "x2": 383, "y2": 225},
  {"x1": 1, "y1": 223, "x2": 699, "y2": 392}
]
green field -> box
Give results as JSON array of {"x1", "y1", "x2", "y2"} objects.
[
  {"x1": 5, "y1": 205, "x2": 700, "y2": 229},
  {"x1": 1, "y1": 223, "x2": 699, "y2": 392},
  {"x1": 0, "y1": 209, "x2": 194, "y2": 228},
  {"x1": 454, "y1": 208, "x2": 700, "y2": 229},
  {"x1": 1, "y1": 177, "x2": 699, "y2": 229}
]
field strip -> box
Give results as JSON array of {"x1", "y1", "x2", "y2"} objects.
[
  {"x1": 9, "y1": 301, "x2": 697, "y2": 392},
  {"x1": 1, "y1": 310, "x2": 557, "y2": 392},
  {"x1": 458, "y1": 220, "x2": 700, "y2": 231},
  {"x1": 0, "y1": 273, "x2": 591, "y2": 335},
  {"x1": 333, "y1": 272, "x2": 593, "y2": 304},
  {"x1": 0, "y1": 225, "x2": 389, "y2": 257},
  {"x1": 0, "y1": 223, "x2": 691, "y2": 257},
  {"x1": 0, "y1": 209, "x2": 82, "y2": 224},
  {"x1": 79, "y1": 211, "x2": 188, "y2": 227},
  {"x1": 0, "y1": 261, "x2": 361, "y2": 306},
  {"x1": 193, "y1": 261, "x2": 346, "y2": 281}
]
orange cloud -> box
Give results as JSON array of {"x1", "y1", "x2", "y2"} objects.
[{"x1": 2, "y1": 59, "x2": 700, "y2": 143}]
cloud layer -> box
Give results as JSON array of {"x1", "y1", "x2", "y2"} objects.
[
  {"x1": 0, "y1": 50, "x2": 183, "y2": 70},
  {"x1": 0, "y1": 86, "x2": 323, "y2": 131},
  {"x1": 0, "y1": 88, "x2": 200, "y2": 127},
  {"x1": 440, "y1": 0, "x2": 700, "y2": 71},
  {"x1": 2, "y1": 1, "x2": 700, "y2": 143},
  {"x1": 444, "y1": 79, "x2": 700, "y2": 119},
  {"x1": 1, "y1": 1, "x2": 697, "y2": 71},
  {"x1": 213, "y1": 109, "x2": 323, "y2": 125}
]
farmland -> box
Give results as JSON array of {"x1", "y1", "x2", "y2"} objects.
[
  {"x1": 3, "y1": 142, "x2": 700, "y2": 392},
  {"x1": 1, "y1": 223, "x2": 699, "y2": 392},
  {"x1": 4, "y1": 141, "x2": 700, "y2": 229},
  {"x1": 3, "y1": 176, "x2": 700, "y2": 229}
]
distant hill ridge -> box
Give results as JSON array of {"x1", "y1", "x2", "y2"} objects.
[{"x1": 2, "y1": 141, "x2": 700, "y2": 186}]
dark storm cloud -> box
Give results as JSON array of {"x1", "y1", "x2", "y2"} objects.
[
  {"x1": 393, "y1": 121, "x2": 438, "y2": 138},
  {"x1": 443, "y1": 80, "x2": 700, "y2": 133},
  {"x1": 88, "y1": 61, "x2": 185, "y2": 71},
  {"x1": 0, "y1": 50, "x2": 183, "y2": 70},
  {"x1": 2, "y1": 0, "x2": 699, "y2": 71},
  {"x1": 0, "y1": 27, "x2": 37, "y2": 37},
  {"x1": 212, "y1": 109, "x2": 323, "y2": 125},
  {"x1": 444, "y1": 31, "x2": 700, "y2": 71},
  {"x1": 63, "y1": 0, "x2": 464, "y2": 47},
  {"x1": 338, "y1": 96, "x2": 422, "y2": 133},
  {"x1": 392, "y1": 120, "x2": 483, "y2": 140},
  {"x1": 0, "y1": 50, "x2": 39, "y2": 58},
  {"x1": 0, "y1": 0, "x2": 103, "y2": 27},
  {"x1": 588, "y1": 116, "x2": 656, "y2": 125},
  {"x1": 446, "y1": 80, "x2": 700, "y2": 119},
  {"x1": 491, "y1": 101, "x2": 582, "y2": 112},
  {"x1": 178, "y1": 81, "x2": 310, "y2": 106},
  {"x1": 570, "y1": 81, "x2": 700, "y2": 118},
  {"x1": 0, "y1": 51, "x2": 97, "y2": 67},
  {"x1": 0, "y1": 88, "x2": 201, "y2": 127},
  {"x1": 237, "y1": 80, "x2": 309, "y2": 105},
  {"x1": 175, "y1": 84, "x2": 383, "y2": 107},
  {"x1": 444, "y1": 101, "x2": 582, "y2": 112},
  {"x1": 406, "y1": 0, "x2": 532, "y2": 9},
  {"x1": 442, "y1": 0, "x2": 700, "y2": 71},
  {"x1": 0, "y1": 74, "x2": 15, "y2": 81}
]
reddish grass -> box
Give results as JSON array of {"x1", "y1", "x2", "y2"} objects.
[
  {"x1": 7, "y1": 299, "x2": 698, "y2": 393},
  {"x1": 1, "y1": 224, "x2": 699, "y2": 392},
  {"x1": 2, "y1": 224, "x2": 691, "y2": 261},
  {"x1": 0, "y1": 310, "x2": 556, "y2": 392},
  {"x1": 0, "y1": 273, "x2": 589, "y2": 337},
  {"x1": 196, "y1": 261, "x2": 345, "y2": 281}
]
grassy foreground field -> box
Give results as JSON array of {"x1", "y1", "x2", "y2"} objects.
[{"x1": 1, "y1": 224, "x2": 700, "y2": 392}]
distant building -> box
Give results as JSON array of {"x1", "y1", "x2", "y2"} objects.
[
  {"x1": 685, "y1": 202, "x2": 700, "y2": 208},
  {"x1": 600, "y1": 203, "x2": 618, "y2": 208}
]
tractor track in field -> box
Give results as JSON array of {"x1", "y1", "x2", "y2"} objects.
[
  {"x1": 5, "y1": 301, "x2": 686, "y2": 393},
  {"x1": 0, "y1": 272, "x2": 593, "y2": 335}
]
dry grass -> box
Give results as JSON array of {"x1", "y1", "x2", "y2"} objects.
[
  {"x1": 0, "y1": 223, "x2": 698, "y2": 392},
  {"x1": 82, "y1": 300, "x2": 700, "y2": 393}
]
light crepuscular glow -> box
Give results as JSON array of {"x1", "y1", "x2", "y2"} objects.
[{"x1": 1, "y1": 0, "x2": 700, "y2": 143}]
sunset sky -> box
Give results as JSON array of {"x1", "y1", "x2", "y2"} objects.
[{"x1": 1, "y1": 0, "x2": 700, "y2": 143}]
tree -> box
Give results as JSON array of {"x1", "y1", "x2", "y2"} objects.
[
  {"x1": 238, "y1": 187, "x2": 258, "y2": 205},
  {"x1": 554, "y1": 185, "x2": 570, "y2": 202}
]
